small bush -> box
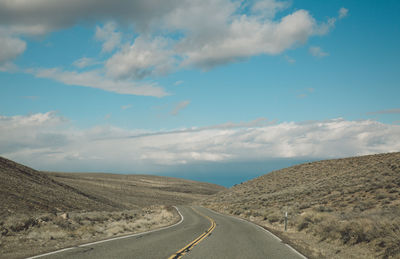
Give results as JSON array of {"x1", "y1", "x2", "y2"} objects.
[
  {"x1": 338, "y1": 219, "x2": 377, "y2": 245},
  {"x1": 299, "y1": 203, "x2": 311, "y2": 210},
  {"x1": 52, "y1": 218, "x2": 74, "y2": 230},
  {"x1": 9, "y1": 217, "x2": 38, "y2": 232},
  {"x1": 233, "y1": 209, "x2": 242, "y2": 215},
  {"x1": 268, "y1": 214, "x2": 280, "y2": 223},
  {"x1": 314, "y1": 205, "x2": 333, "y2": 212},
  {"x1": 297, "y1": 220, "x2": 310, "y2": 231}
]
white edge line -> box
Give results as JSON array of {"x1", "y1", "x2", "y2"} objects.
[
  {"x1": 26, "y1": 206, "x2": 184, "y2": 259},
  {"x1": 200, "y1": 207, "x2": 282, "y2": 239},
  {"x1": 286, "y1": 244, "x2": 308, "y2": 259},
  {"x1": 201, "y1": 207, "x2": 307, "y2": 259},
  {"x1": 255, "y1": 225, "x2": 282, "y2": 242},
  {"x1": 25, "y1": 248, "x2": 75, "y2": 259}
]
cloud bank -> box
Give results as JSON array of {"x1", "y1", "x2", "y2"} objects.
[
  {"x1": 1, "y1": 112, "x2": 399, "y2": 173},
  {"x1": 0, "y1": 0, "x2": 347, "y2": 96}
]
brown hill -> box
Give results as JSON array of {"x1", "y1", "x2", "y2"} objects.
[
  {"x1": 0, "y1": 156, "x2": 225, "y2": 217},
  {"x1": 202, "y1": 152, "x2": 400, "y2": 259},
  {"x1": 44, "y1": 171, "x2": 226, "y2": 209},
  {"x1": 0, "y1": 156, "x2": 119, "y2": 218}
]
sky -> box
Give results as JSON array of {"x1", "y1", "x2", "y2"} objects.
[{"x1": 1, "y1": 0, "x2": 400, "y2": 187}]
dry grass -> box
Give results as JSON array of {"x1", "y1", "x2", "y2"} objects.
[
  {"x1": 45, "y1": 172, "x2": 225, "y2": 209},
  {"x1": 0, "y1": 157, "x2": 119, "y2": 218},
  {"x1": 0, "y1": 206, "x2": 178, "y2": 259},
  {"x1": 0, "y1": 156, "x2": 224, "y2": 218},
  {"x1": 202, "y1": 152, "x2": 400, "y2": 259}
]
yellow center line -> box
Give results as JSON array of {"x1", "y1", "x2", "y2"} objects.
[{"x1": 167, "y1": 207, "x2": 216, "y2": 259}]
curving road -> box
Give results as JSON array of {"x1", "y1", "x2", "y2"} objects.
[
  {"x1": 28, "y1": 206, "x2": 306, "y2": 259},
  {"x1": 185, "y1": 207, "x2": 305, "y2": 259}
]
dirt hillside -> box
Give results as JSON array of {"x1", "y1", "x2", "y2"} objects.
[
  {"x1": 0, "y1": 156, "x2": 119, "y2": 218},
  {"x1": 202, "y1": 152, "x2": 400, "y2": 259},
  {"x1": 44, "y1": 171, "x2": 226, "y2": 209},
  {"x1": 0, "y1": 156, "x2": 225, "y2": 217}
]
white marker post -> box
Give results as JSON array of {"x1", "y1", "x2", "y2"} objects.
[{"x1": 284, "y1": 212, "x2": 288, "y2": 231}]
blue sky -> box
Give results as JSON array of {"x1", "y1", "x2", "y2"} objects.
[{"x1": 1, "y1": 0, "x2": 400, "y2": 186}]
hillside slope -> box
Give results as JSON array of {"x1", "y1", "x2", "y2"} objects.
[
  {"x1": 45, "y1": 172, "x2": 226, "y2": 208},
  {"x1": 0, "y1": 156, "x2": 119, "y2": 218},
  {"x1": 0, "y1": 156, "x2": 225, "y2": 217},
  {"x1": 203, "y1": 152, "x2": 400, "y2": 259}
]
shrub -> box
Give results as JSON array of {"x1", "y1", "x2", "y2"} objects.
[
  {"x1": 338, "y1": 219, "x2": 377, "y2": 245},
  {"x1": 297, "y1": 219, "x2": 310, "y2": 231},
  {"x1": 268, "y1": 214, "x2": 280, "y2": 223},
  {"x1": 9, "y1": 217, "x2": 39, "y2": 232}
]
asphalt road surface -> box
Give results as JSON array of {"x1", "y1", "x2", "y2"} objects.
[{"x1": 29, "y1": 206, "x2": 305, "y2": 259}]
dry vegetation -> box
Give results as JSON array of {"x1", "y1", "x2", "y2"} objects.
[
  {"x1": 0, "y1": 156, "x2": 225, "y2": 258},
  {"x1": 202, "y1": 152, "x2": 400, "y2": 259},
  {"x1": 0, "y1": 206, "x2": 177, "y2": 259},
  {"x1": 45, "y1": 171, "x2": 225, "y2": 209}
]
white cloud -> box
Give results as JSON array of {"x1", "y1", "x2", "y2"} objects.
[
  {"x1": 72, "y1": 57, "x2": 100, "y2": 69},
  {"x1": 0, "y1": 62, "x2": 18, "y2": 72},
  {"x1": 0, "y1": 111, "x2": 65, "y2": 128},
  {"x1": 174, "y1": 80, "x2": 184, "y2": 86},
  {"x1": 31, "y1": 68, "x2": 168, "y2": 97},
  {"x1": 171, "y1": 100, "x2": 190, "y2": 115},
  {"x1": 1, "y1": 113, "x2": 399, "y2": 173},
  {"x1": 95, "y1": 22, "x2": 121, "y2": 53},
  {"x1": 313, "y1": 7, "x2": 348, "y2": 36},
  {"x1": 309, "y1": 46, "x2": 329, "y2": 58},
  {"x1": 339, "y1": 7, "x2": 349, "y2": 19},
  {"x1": 106, "y1": 36, "x2": 174, "y2": 80},
  {"x1": 313, "y1": 17, "x2": 337, "y2": 36},
  {"x1": 179, "y1": 9, "x2": 317, "y2": 69},
  {"x1": 0, "y1": 1, "x2": 348, "y2": 91},
  {"x1": 0, "y1": 34, "x2": 26, "y2": 64},
  {"x1": 0, "y1": 112, "x2": 68, "y2": 154},
  {"x1": 251, "y1": 0, "x2": 290, "y2": 19}
]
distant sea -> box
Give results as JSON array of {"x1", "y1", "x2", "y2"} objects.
[
  {"x1": 44, "y1": 158, "x2": 319, "y2": 188},
  {"x1": 157, "y1": 158, "x2": 316, "y2": 188}
]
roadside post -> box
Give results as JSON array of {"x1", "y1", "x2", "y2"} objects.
[{"x1": 284, "y1": 211, "x2": 288, "y2": 231}]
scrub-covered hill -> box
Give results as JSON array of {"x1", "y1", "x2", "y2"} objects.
[
  {"x1": 0, "y1": 156, "x2": 118, "y2": 217},
  {"x1": 203, "y1": 152, "x2": 400, "y2": 259}
]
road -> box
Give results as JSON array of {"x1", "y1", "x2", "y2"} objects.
[
  {"x1": 29, "y1": 206, "x2": 305, "y2": 259},
  {"x1": 184, "y1": 207, "x2": 305, "y2": 259}
]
